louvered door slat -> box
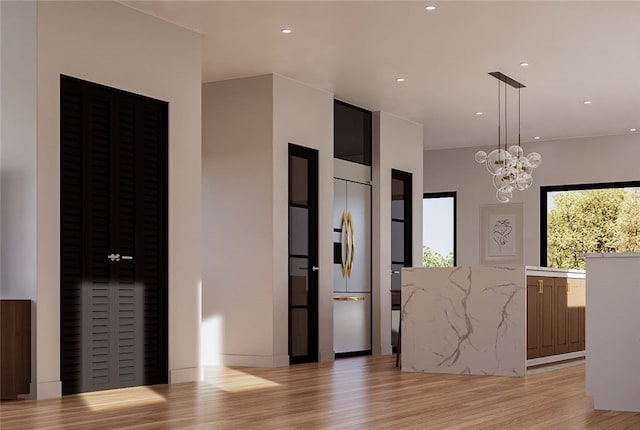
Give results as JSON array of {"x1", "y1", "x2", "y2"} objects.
[
  {"x1": 84, "y1": 91, "x2": 113, "y2": 391},
  {"x1": 61, "y1": 85, "x2": 84, "y2": 395},
  {"x1": 139, "y1": 103, "x2": 167, "y2": 384},
  {"x1": 115, "y1": 99, "x2": 142, "y2": 387}
]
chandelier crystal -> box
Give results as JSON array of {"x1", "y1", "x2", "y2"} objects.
[{"x1": 475, "y1": 72, "x2": 541, "y2": 203}]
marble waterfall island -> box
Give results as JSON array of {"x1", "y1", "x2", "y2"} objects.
[{"x1": 401, "y1": 266, "x2": 526, "y2": 376}]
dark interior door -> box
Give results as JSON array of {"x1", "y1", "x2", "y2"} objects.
[
  {"x1": 391, "y1": 169, "x2": 412, "y2": 349},
  {"x1": 61, "y1": 76, "x2": 168, "y2": 395},
  {"x1": 288, "y1": 144, "x2": 319, "y2": 364}
]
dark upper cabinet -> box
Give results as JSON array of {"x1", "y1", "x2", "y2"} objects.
[{"x1": 334, "y1": 100, "x2": 372, "y2": 166}]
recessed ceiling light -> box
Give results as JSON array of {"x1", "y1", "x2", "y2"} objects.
[
  {"x1": 630, "y1": 128, "x2": 638, "y2": 132},
  {"x1": 281, "y1": 28, "x2": 292, "y2": 34},
  {"x1": 425, "y1": 5, "x2": 436, "y2": 11},
  {"x1": 396, "y1": 77, "x2": 405, "y2": 82},
  {"x1": 475, "y1": 112, "x2": 483, "y2": 116},
  {"x1": 583, "y1": 100, "x2": 592, "y2": 105},
  {"x1": 534, "y1": 136, "x2": 541, "y2": 140},
  {"x1": 520, "y1": 62, "x2": 529, "y2": 67}
]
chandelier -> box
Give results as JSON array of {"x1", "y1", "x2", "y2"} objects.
[{"x1": 475, "y1": 72, "x2": 541, "y2": 203}]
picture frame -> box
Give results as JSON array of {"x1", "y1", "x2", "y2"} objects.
[{"x1": 479, "y1": 203, "x2": 524, "y2": 265}]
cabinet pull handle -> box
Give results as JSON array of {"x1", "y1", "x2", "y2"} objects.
[{"x1": 538, "y1": 279, "x2": 544, "y2": 294}]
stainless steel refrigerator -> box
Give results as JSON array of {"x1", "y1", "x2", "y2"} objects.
[{"x1": 333, "y1": 176, "x2": 371, "y2": 354}]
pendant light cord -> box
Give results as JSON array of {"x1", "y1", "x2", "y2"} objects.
[
  {"x1": 518, "y1": 87, "x2": 521, "y2": 147},
  {"x1": 504, "y1": 82, "x2": 508, "y2": 153},
  {"x1": 497, "y1": 80, "x2": 501, "y2": 160}
]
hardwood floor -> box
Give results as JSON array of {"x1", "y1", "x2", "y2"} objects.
[{"x1": 2, "y1": 356, "x2": 639, "y2": 429}]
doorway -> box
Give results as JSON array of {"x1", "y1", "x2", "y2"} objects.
[
  {"x1": 288, "y1": 144, "x2": 319, "y2": 364},
  {"x1": 60, "y1": 76, "x2": 168, "y2": 394}
]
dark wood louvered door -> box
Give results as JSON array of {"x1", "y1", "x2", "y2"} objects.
[{"x1": 61, "y1": 76, "x2": 168, "y2": 395}]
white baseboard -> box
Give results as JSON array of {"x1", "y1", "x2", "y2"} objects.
[
  {"x1": 169, "y1": 367, "x2": 201, "y2": 383},
  {"x1": 36, "y1": 380, "x2": 62, "y2": 399},
  {"x1": 272, "y1": 354, "x2": 289, "y2": 367},
  {"x1": 218, "y1": 354, "x2": 290, "y2": 367},
  {"x1": 526, "y1": 350, "x2": 585, "y2": 367}
]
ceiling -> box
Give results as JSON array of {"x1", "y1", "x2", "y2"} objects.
[{"x1": 122, "y1": 1, "x2": 640, "y2": 150}]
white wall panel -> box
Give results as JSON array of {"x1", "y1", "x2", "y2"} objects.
[
  {"x1": 372, "y1": 111, "x2": 424, "y2": 355},
  {"x1": 36, "y1": 1, "x2": 202, "y2": 398}
]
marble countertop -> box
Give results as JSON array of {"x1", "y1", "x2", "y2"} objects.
[
  {"x1": 525, "y1": 266, "x2": 585, "y2": 278},
  {"x1": 583, "y1": 252, "x2": 640, "y2": 259},
  {"x1": 404, "y1": 266, "x2": 587, "y2": 278}
]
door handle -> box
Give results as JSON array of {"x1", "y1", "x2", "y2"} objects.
[
  {"x1": 341, "y1": 211, "x2": 349, "y2": 278},
  {"x1": 391, "y1": 270, "x2": 400, "y2": 274},
  {"x1": 347, "y1": 211, "x2": 355, "y2": 277},
  {"x1": 311, "y1": 266, "x2": 319, "y2": 272},
  {"x1": 340, "y1": 210, "x2": 355, "y2": 278},
  {"x1": 121, "y1": 255, "x2": 133, "y2": 261},
  {"x1": 538, "y1": 279, "x2": 544, "y2": 294},
  {"x1": 108, "y1": 253, "x2": 120, "y2": 262}
]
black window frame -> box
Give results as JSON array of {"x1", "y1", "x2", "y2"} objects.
[
  {"x1": 391, "y1": 169, "x2": 413, "y2": 268},
  {"x1": 540, "y1": 180, "x2": 640, "y2": 267},
  {"x1": 422, "y1": 191, "x2": 457, "y2": 267}
]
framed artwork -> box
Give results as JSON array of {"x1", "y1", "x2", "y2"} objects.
[{"x1": 479, "y1": 203, "x2": 524, "y2": 265}]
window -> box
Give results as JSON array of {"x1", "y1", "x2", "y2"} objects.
[
  {"x1": 423, "y1": 192, "x2": 456, "y2": 267},
  {"x1": 541, "y1": 181, "x2": 640, "y2": 269}
]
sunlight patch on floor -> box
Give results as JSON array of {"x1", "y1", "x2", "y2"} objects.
[
  {"x1": 203, "y1": 367, "x2": 281, "y2": 393},
  {"x1": 79, "y1": 386, "x2": 167, "y2": 411}
]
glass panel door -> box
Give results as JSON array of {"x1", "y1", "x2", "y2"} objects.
[
  {"x1": 391, "y1": 169, "x2": 412, "y2": 349},
  {"x1": 288, "y1": 144, "x2": 319, "y2": 364}
]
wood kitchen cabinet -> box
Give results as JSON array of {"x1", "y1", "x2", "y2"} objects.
[
  {"x1": 1, "y1": 300, "x2": 31, "y2": 399},
  {"x1": 568, "y1": 305, "x2": 586, "y2": 353},
  {"x1": 527, "y1": 276, "x2": 584, "y2": 360},
  {"x1": 554, "y1": 278, "x2": 569, "y2": 355}
]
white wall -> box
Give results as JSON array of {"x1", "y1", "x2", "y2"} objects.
[
  {"x1": 273, "y1": 74, "x2": 334, "y2": 362},
  {"x1": 423, "y1": 134, "x2": 640, "y2": 266},
  {"x1": 202, "y1": 74, "x2": 334, "y2": 366},
  {"x1": 373, "y1": 111, "x2": 424, "y2": 355},
  {"x1": 202, "y1": 75, "x2": 276, "y2": 366},
  {"x1": 36, "y1": 1, "x2": 202, "y2": 398},
  {"x1": 0, "y1": 0, "x2": 38, "y2": 400},
  {"x1": 0, "y1": 0, "x2": 37, "y2": 301}
]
